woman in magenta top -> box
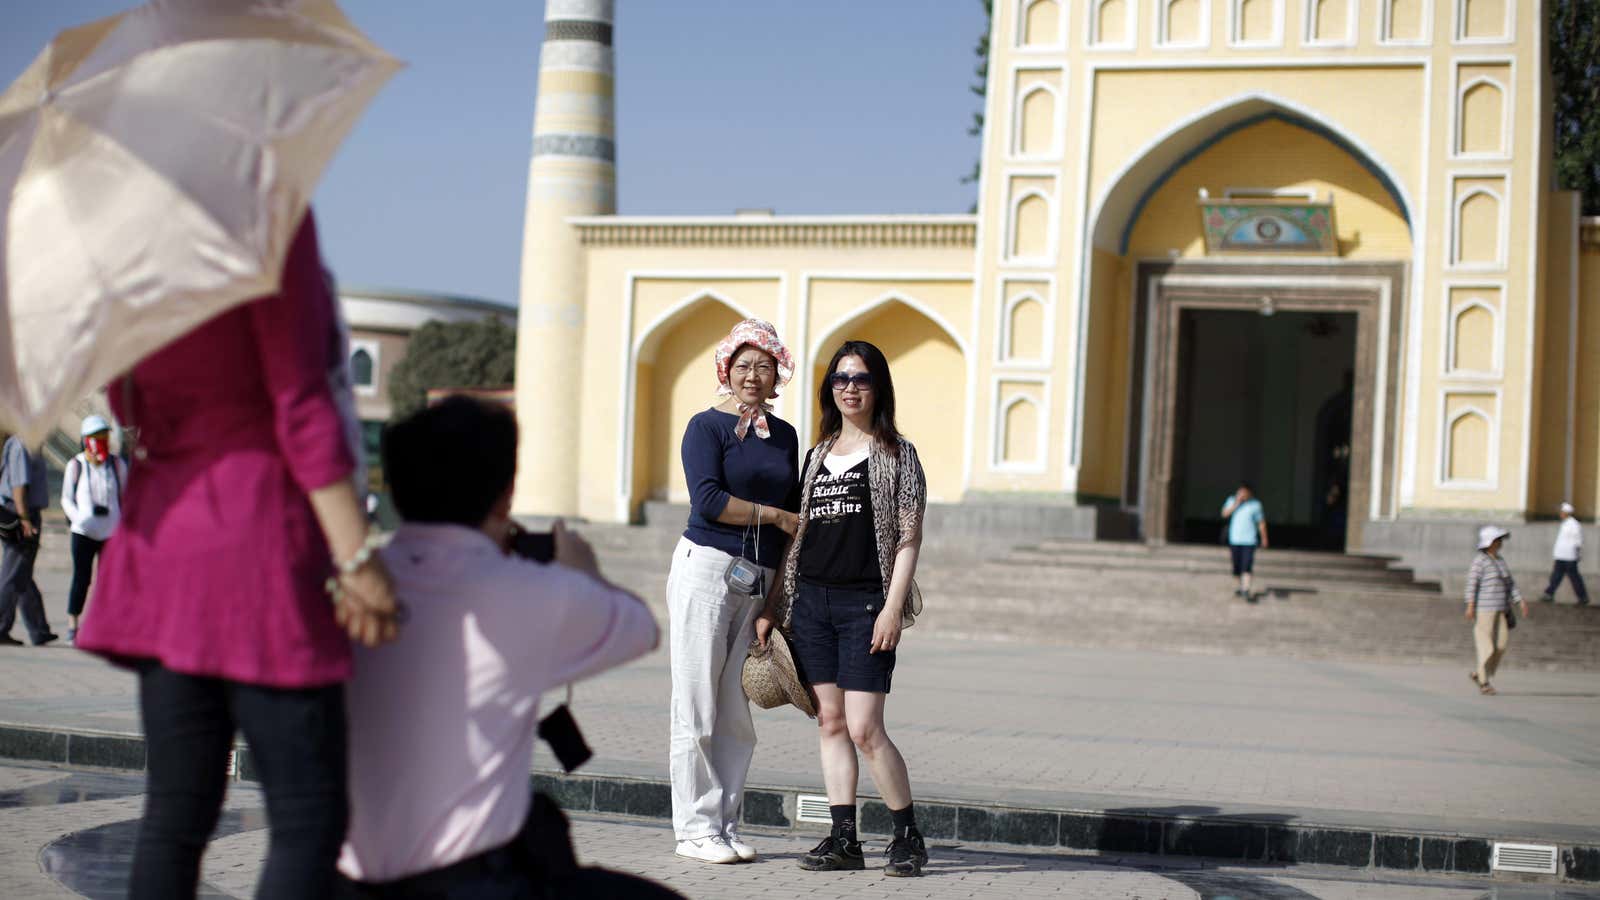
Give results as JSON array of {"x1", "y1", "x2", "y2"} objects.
[{"x1": 77, "y1": 212, "x2": 398, "y2": 900}]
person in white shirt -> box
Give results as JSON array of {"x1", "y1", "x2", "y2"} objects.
[
  {"x1": 1540, "y1": 502, "x2": 1589, "y2": 607},
  {"x1": 337, "y1": 397, "x2": 677, "y2": 898},
  {"x1": 59, "y1": 415, "x2": 128, "y2": 644}
]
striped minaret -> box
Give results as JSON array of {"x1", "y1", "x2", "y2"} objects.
[{"x1": 512, "y1": 0, "x2": 616, "y2": 517}]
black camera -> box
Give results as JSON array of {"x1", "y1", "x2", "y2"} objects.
[
  {"x1": 537, "y1": 704, "x2": 593, "y2": 773},
  {"x1": 509, "y1": 527, "x2": 555, "y2": 563},
  {"x1": 92, "y1": 504, "x2": 110, "y2": 517}
]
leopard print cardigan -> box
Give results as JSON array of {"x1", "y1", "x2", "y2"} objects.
[{"x1": 779, "y1": 433, "x2": 927, "y2": 629}]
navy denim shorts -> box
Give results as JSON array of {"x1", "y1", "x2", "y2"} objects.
[
  {"x1": 790, "y1": 579, "x2": 895, "y2": 694},
  {"x1": 1229, "y1": 544, "x2": 1256, "y2": 576}
]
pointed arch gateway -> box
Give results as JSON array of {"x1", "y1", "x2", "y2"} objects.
[
  {"x1": 806, "y1": 294, "x2": 968, "y2": 502},
  {"x1": 1077, "y1": 94, "x2": 1416, "y2": 549}
]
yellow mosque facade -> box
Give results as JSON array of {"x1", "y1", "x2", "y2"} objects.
[{"x1": 512, "y1": 0, "x2": 1600, "y2": 556}]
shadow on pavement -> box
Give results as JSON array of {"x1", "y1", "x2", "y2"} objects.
[
  {"x1": 11, "y1": 770, "x2": 267, "y2": 900},
  {"x1": 41, "y1": 807, "x2": 266, "y2": 900}
]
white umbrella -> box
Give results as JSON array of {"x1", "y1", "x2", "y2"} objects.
[{"x1": 0, "y1": 0, "x2": 401, "y2": 444}]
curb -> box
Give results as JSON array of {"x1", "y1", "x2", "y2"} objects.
[{"x1": 3, "y1": 723, "x2": 1595, "y2": 884}]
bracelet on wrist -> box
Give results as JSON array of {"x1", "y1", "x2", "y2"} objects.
[{"x1": 325, "y1": 533, "x2": 385, "y2": 599}]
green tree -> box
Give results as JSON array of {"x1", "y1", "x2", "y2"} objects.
[
  {"x1": 1551, "y1": 0, "x2": 1600, "y2": 213},
  {"x1": 386, "y1": 317, "x2": 516, "y2": 419},
  {"x1": 962, "y1": 0, "x2": 994, "y2": 209}
]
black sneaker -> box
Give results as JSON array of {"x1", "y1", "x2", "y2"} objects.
[
  {"x1": 1540, "y1": 594, "x2": 1555, "y2": 603},
  {"x1": 32, "y1": 632, "x2": 58, "y2": 647},
  {"x1": 0, "y1": 635, "x2": 22, "y2": 647},
  {"x1": 798, "y1": 834, "x2": 864, "y2": 871},
  {"x1": 883, "y1": 829, "x2": 927, "y2": 877}
]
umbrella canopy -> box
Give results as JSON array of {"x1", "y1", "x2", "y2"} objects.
[{"x1": 0, "y1": 0, "x2": 401, "y2": 444}]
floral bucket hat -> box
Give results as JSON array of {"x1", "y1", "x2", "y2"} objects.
[{"x1": 715, "y1": 318, "x2": 794, "y2": 440}]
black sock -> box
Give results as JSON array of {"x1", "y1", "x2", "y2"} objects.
[
  {"x1": 830, "y1": 804, "x2": 857, "y2": 840},
  {"x1": 890, "y1": 803, "x2": 917, "y2": 836}
]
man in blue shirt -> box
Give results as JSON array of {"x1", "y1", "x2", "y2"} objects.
[
  {"x1": 1222, "y1": 483, "x2": 1269, "y2": 600},
  {"x1": 0, "y1": 435, "x2": 57, "y2": 646}
]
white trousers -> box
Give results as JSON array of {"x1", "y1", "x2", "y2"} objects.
[{"x1": 666, "y1": 537, "x2": 765, "y2": 841}]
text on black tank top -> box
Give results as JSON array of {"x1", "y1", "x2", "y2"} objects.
[{"x1": 798, "y1": 450, "x2": 882, "y2": 590}]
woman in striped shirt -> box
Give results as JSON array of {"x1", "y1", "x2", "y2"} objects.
[{"x1": 1464, "y1": 526, "x2": 1530, "y2": 696}]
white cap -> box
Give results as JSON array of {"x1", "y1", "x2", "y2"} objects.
[
  {"x1": 1477, "y1": 525, "x2": 1510, "y2": 550},
  {"x1": 80, "y1": 415, "x2": 111, "y2": 437},
  {"x1": 1560, "y1": 501, "x2": 1575, "y2": 515}
]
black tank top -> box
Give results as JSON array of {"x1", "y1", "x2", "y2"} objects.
[{"x1": 798, "y1": 450, "x2": 882, "y2": 591}]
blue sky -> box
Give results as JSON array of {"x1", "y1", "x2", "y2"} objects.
[{"x1": 4, "y1": 1, "x2": 989, "y2": 304}]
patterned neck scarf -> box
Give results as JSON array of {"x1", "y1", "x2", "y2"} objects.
[
  {"x1": 732, "y1": 401, "x2": 773, "y2": 441},
  {"x1": 714, "y1": 318, "x2": 794, "y2": 441}
]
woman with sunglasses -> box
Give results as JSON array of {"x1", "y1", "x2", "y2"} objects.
[
  {"x1": 667, "y1": 318, "x2": 801, "y2": 865},
  {"x1": 756, "y1": 340, "x2": 929, "y2": 878}
]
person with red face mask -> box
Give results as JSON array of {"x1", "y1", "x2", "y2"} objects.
[{"x1": 59, "y1": 415, "x2": 128, "y2": 645}]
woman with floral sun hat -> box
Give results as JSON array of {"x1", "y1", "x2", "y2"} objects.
[{"x1": 666, "y1": 318, "x2": 801, "y2": 865}]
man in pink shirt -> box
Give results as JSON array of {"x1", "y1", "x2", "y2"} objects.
[{"x1": 337, "y1": 398, "x2": 673, "y2": 897}]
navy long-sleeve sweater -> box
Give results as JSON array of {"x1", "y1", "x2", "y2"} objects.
[{"x1": 680, "y1": 407, "x2": 799, "y2": 568}]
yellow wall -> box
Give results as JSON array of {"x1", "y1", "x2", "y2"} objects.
[
  {"x1": 807, "y1": 302, "x2": 967, "y2": 502},
  {"x1": 1464, "y1": 0, "x2": 1507, "y2": 39},
  {"x1": 634, "y1": 299, "x2": 743, "y2": 510},
  {"x1": 1531, "y1": 198, "x2": 1575, "y2": 516},
  {"x1": 571, "y1": 238, "x2": 973, "y2": 522},
  {"x1": 1087, "y1": 68, "x2": 1425, "y2": 222},
  {"x1": 974, "y1": 0, "x2": 1550, "y2": 516},
  {"x1": 1577, "y1": 242, "x2": 1600, "y2": 519},
  {"x1": 1077, "y1": 250, "x2": 1130, "y2": 499},
  {"x1": 1124, "y1": 118, "x2": 1411, "y2": 260}
]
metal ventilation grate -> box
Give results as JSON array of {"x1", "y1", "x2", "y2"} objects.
[
  {"x1": 1492, "y1": 842, "x2": 1558, "y2": 874},
  {"x1": 795, "y1": 794, "x2": 832, "y2": 824}
]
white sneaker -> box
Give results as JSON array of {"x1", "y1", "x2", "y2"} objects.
[
  {"x1": 724, "y1": 830, "x2": 758, "y2": 862},
  {"x1": 676, "y1": 835, "x2": 740, "y2": 864}
]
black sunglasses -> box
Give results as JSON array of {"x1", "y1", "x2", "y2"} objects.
[{"x1": 829, "y1": 373, "x2": 873, "y2": 390}]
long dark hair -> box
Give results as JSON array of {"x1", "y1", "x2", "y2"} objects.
[{"x1": 817, "y1": 340, "x2": 901, "y2": 448}]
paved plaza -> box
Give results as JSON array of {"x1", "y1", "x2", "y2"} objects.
[
  {"x1": 1, "y1": 764, "x2": 1597, "y2": 900},
  {"x1": 3, "y1": 527, "x2": 1599, "y2": 895}
]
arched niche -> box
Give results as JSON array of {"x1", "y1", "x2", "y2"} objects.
[
  {"x1": 1454, "y1": 189, "x2": 1501, "y2": 266},
  {"x1": 1449, "y1": 301, "x2": 1497, "y2": 373},
  {"x1": 1312, "y1": 0, "x2": 1349, "y2": 42},
  {"x1": 1011, "y1": 192, "x2": 1051, "y2": 260},
  {"x1": 1446, "y1": 407, "x2": 1491, "y2": 483},
  {"x1": 631, "y1": 294, "x2": 747, "y2": 513},
  {"x1": 1000, "y1": 394, "x2": 1042, "y2": 466},
  {"x1": 1005, "y1": 295, "x2": 1048, "y2": 361},
  {"x1": 809, "y1": 297, "x2": 967, "y2": 501},
  {"x1": 1022, "y1": 0, "x2": 1063, "y2": 45},
  {"x1": 1165, "y1": 0, "x2": 1202, "y2": 43},
  {"x1": 1235, "y1": 0, "x2": 1276, "y2": 42},
  {"x1": 1095, "y1": 0, "x2": 1129, "y2": 44},
  {"x1": 1458, "y1": 79, "x2": 1504, "y2": 156},
  {"x1": 1018, "y1": 86, "x2": 1058, "y2": 157}
]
